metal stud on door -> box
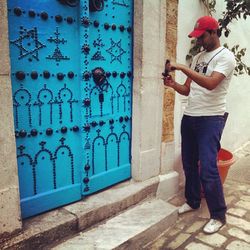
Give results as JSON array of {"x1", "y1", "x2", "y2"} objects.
[
  {"x1": 81, "y1": 0, "x2": 133, "y2": 194},
  {"x1": 7, "y1": 0, "x2": 83, "y2": 218}
]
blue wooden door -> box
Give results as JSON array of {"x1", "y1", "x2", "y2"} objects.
[{"x1": 7, "y1": 0, "x2": 133, "y2": 218}]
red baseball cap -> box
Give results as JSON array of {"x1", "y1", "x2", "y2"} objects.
[{"x1": 188, "y1": 16, "x2": 219, "y2": 38}]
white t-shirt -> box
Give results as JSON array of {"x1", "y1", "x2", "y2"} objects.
[{"x1": 184, "y1": 46, "x2": 236, "y2": 116}]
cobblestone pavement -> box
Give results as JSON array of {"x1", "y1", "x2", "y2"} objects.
[{"x1": 144, "y1": 145, "x2": 250, "y2": 250}]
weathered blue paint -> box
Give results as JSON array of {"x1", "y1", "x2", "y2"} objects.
[{"x1": 7, "y1": 0, "x2": 133, "y2": 218}]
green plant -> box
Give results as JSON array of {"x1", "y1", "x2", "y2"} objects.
[
  {"x1": 224, "y1": 43, "x2": 250, "y2": 76},
  {"x1": 200, "y1": 0, "x2": 216, "y2": 15},
  {"x1": 219, "y1": 0, "x2": 250, "y2": 37},
  {"x1": 186, "y1": 0, "x2": 250, "y2": 76}
]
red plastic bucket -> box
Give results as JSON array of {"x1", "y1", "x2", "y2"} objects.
[
  {"x1": 200, "y1": 148, "x2": 235, "y2": 197},
  {"x1": 217, "y1": 148, "x2": 235, "y2": 184}
]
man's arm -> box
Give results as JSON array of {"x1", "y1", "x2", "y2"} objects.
[
  {"x1": 163, "y1": 76, "x2": 191, "y2": 96},
  {"x1": 171, "y1": 63, "x2": 225, "y2": 90}
]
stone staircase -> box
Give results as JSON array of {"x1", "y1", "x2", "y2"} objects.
[
  {"x1": 51, "y1": 198, "x2": 177, "y2": 250},
  {"x1": 0, "y1": 177, "x2": 178, "y2": 250}
]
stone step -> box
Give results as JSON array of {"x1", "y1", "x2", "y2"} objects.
[
  {"x1": 0, "y1": 177, "x2": 164, "y2": 249},
  {"x1": 52, "y1": 199, "x2": 178, "y2": 250}
]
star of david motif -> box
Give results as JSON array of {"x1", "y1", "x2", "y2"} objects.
[
  {"x1": 10, "y1": 27, "x2": 46, "y2": 61},
  {"x1": 106, "y1": 39, "x2": 126, "y2": 64}
]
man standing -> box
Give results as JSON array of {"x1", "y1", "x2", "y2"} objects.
[{"x1": 163, "y1": 16, "x2": 236, "y2": 234}]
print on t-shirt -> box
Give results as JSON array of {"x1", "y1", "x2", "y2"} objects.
[{"x1": 194, "y1": 61, "x2": 208, "y2": 74}]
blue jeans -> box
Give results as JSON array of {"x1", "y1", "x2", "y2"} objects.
[{"x1": 181, "y1": 115, "x2": 227, "y2": 222}]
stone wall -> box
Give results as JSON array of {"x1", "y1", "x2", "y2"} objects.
[
  {"x1": 162, "y1": 0, "x2": 178, "y2": 143},
  {"x1": 0, "y1": 0, "x2": 22, "y2": 237},
  {"x1": 155, "y1": 0, "x2": 179, "y2": 200},
  {"x1": 159, "y1": 0, "x2": 179, "y2": 178}
]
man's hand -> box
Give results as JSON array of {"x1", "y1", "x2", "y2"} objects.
[
  {"x1": 164, "y1": 60, "x2": 178, "y2": 74},
  {"x1": 172, "y1": 62, "x2": 226, "y2": 90},
  {"x1": 167, "y1": 62, "x2": 183, "y2": 71},
  {"x1": 163, "y1": 75, "x2": 175, "y2": 88},
  {"x1": 162, "y1": 60, "x2": 191, "y2": 96}
]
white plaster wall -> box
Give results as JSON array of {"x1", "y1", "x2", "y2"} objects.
[
  {"x1": 175, "y1": 0, "x2": 250, "y2": 171},
  {"x1": 214, "y1": 1, "x2": 250, "y2": 151}
]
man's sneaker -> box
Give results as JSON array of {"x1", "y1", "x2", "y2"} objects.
[
  {"x1": 178, "y1": 203, "x2": 199, "y2": 214},
  {"x1": 203, "y1": 219, "x2": 225, "y2": 234}
]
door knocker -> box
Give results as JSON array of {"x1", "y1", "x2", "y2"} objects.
[
  {"x1": 89, "y1": 0, "x2": 104, "y2": 12},
  {"x1": 92, "y1": 67, "x2": 106, "y2": 86},
  {"x1": 92, "y1": 67, "x2": 108, "y2": 91},
  {"x1": 58, "y1": 0, "x2": 79, "y2": 7}
]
